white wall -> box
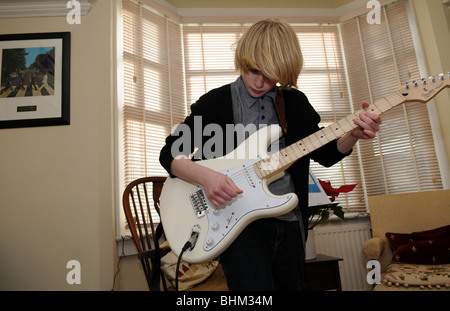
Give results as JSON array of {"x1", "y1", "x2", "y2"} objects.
[{"x1": 0, "y1": 0, "x2": 116, "y2": 290}]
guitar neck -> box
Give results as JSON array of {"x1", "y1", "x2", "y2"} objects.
[{"x1": 253, "y1": 91, "x2": 406, "y2": 179}]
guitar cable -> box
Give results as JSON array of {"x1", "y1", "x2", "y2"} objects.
[{"x1": 175, "y1": 230, "x2": 199, "y2": 291}]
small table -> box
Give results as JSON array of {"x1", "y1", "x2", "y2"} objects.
[{"x1": 305, "y1": 254, "x2": 343, "y2": 291}]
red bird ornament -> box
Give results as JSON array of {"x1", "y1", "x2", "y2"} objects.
[{"x1": 318, "y1": 180, "x2": 357, "y2": 202}]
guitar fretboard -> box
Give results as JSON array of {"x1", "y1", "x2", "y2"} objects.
[{"x1": 253, "y1": 91, "x2": 406, "y2": 179}]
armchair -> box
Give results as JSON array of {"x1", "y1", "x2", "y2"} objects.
[{"x1": 362, "y1": 189, "x2": 450, "y2": 291}]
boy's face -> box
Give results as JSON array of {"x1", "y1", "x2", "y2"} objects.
[{"x1": 242, "y1": 70, "x2": 277, "y2": 98}]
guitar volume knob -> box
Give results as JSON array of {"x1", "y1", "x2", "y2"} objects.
[
  {"x1": 206, "y1": 237, "x2": 214, "y2": 246},
  {"x1": 211, "y1": 222, "x2": 220, "y2": 231}
]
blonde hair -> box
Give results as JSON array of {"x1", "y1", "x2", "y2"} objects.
[{"x1": 235, "y1": 19, "x2": 303, "y2": 89}]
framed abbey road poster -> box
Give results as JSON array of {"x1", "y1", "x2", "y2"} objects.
[{"x1": 0, "y1": 32, "x2": 70, "y2": 129}]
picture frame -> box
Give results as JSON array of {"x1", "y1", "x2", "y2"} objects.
[{"x1": 0, "y1": 32, "x2": 70, "y2": 129}]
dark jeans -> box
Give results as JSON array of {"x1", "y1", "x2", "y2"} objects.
[{"x1": 220, "y1": 218, "x2": 306, "y2": 291}]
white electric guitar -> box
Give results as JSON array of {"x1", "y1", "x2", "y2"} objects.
[{"x1": 160, "y1": 72, "x2": 449, "y2": 264}]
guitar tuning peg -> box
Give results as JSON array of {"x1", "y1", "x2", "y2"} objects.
[
  {"x1": 413, "y1": 80, "x2": 419, "y2": 87},
  {"x1": 429, "y1": 76, "x2": 436, "y2": 83},
  {"x1": 421, "y1": 78, "x2": 427, "y2": 85},
  {"x1": 405, "y1": 82, "x2": 410, "y2": 89},
  {"x1": 439, "y1": 73, "x2": 445, "y2": 80}
]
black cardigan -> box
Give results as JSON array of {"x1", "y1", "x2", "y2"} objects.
[{"x1": 160, "y1": 84, "x2": 349, "y2": 234}]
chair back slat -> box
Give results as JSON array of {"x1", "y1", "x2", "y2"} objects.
[
  {"x1": 135, "y1": 184, "x2": 152, "y2": 250},
  {"x1": 143, "y1": 183, "x2": 157, "y2": 245}
]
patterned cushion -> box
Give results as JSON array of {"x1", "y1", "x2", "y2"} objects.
[
  {"x1": 385, "y1": 232, "x2": 413, "y2": 250},
  {"x1": 392, "y1": 237, "x2": 450, "y2": 264},
  {"x1": 386, "y1": 225, "x2": 450, "y2": 264},
  {"x1": 383, "y1": 263, "x2": 450, "y2": 289},
  {"x1": 161, "y1": 251, "x2": 219, "y2": 290},
  {"x1": 386, "y1": 225, "x2": 450, "y2": 250}
]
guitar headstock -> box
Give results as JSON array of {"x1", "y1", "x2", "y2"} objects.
[{"x1": 398, "y1": 72, "x2": 449, "y2": 103}]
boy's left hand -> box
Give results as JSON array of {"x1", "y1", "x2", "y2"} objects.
[{"x1": 351, "y1": 102, "x2": 382, "y2": 139}]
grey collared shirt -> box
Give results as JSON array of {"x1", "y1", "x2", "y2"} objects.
[
  {"x1": 234, "y1": 77, "x2": 298, "y2": 221},
  {"x1": 235, "y1": 76, "x2": 278, "y2": 136}
]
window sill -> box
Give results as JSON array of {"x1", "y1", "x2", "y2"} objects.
[{"x1": 116, "y1": 235, "x2": 138, "y2": 257}]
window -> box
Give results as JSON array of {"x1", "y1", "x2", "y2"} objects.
[
  {"x1": 304, "y1": 2, "x2": 442, "y2": 212},
  {"x1": 183, "y1": 25, "x2": 243, "y2": 106},
  {"x1": 292, "y1": 24, "x2": 364, "y2": 211},
  {"x1": 119, "y1": 0, "x2": 186, "y2": 229},
  {"x1": 118, "y1": 1, "x2": 444, "y2": 233},
  {"x1": 339, "y1": 1, "x2": 443, "y2": 200}
]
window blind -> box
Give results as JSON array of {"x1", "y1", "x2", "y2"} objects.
[
  {"x1": 339, "y1": 1, "x2": 443, "y2": 204},
  {"x1": 183, "y1": 24, "x2": 244, "y2": 107},
  {"x1": 121, "y1": 0, "x2": 185, "y2": 226},
  {"x1": 292, "y1": 24, "x2": 366, "y2": 212}
]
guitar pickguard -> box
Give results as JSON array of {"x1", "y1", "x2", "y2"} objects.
[
  {"x1": 196, "y1": 157, "x2": 295, "y2": 252},
  {"x1": 160, "y1": 125, "x2": 299, "y2": 263}
]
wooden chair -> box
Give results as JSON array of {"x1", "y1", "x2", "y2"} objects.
[
  {"x1": 122, "y1": 176, "x2": 171, "y2": 290},
  {"x1": 123, "y1": 176, "x2": 229, "y2": 291}
]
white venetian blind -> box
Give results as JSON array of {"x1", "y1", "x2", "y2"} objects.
[
  {"x1": 293, "y1": 24, "x2": 366, "y2": 212},
  {"x1": 339, "y1": 1, "x2": 443, "y2": 203},
  {"x1": 121, "y1": 0, "x2": 185, "y2": 225},
  {"x1": 183, "y1": 24, "x2": 244, "y2": 106}
]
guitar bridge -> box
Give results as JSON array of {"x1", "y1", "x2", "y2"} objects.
[{"x1": 190, "y1": 188, "x2": 209, "y2": 218}]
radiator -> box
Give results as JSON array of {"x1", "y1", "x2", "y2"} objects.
[{"x1": 312, "y1": 220, "x2": 372, "y2": 291}]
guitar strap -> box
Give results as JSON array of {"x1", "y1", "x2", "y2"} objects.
[
  {"x1": 230, "y1": 81, "x2": 241, "y2": 124},
  {"x1": 274, "y1": 87, "x2": 287, "y2": 134}
]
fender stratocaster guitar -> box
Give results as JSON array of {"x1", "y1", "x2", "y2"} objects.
[{"x1": 160, "y1": 72, "x2": 449, "y2": 264}]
